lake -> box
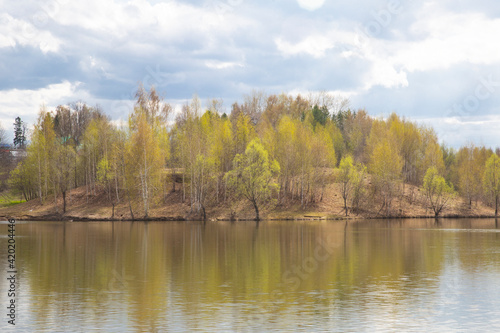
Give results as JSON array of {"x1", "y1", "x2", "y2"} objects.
[{"x1": 1, "y1": 219, "x2": 500, "y2": 332}]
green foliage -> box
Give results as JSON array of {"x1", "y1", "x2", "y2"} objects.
[
  {"x1": 7, "y1": 86, "x2": 500, "y2": 219},
  {"x1": 234, "y1": 113, "x2": 256, "y2": 154},
  {"x1": 127, "y1": 112, "x2": 165, "y2": 217},
  {"x1": 483, "y1": 153, "x2": 500, "y2": 215},
  {"x1": 338, "y1": 156, "x2": 353, "y2": 216},
  {"x1": 423, "y1": 167, "x2": 455, "y2": 217},
  {"x1": 225, "y1": 139, "x2": 280, "y2": 220},
  {"x1": 13, "y1": 116, "x2": 27, "y2": 148},
  {"x1": 97, "y1": 157, "x2": 111, "y2": 184},
  {"x1": 369, "y1": 140, "x2": 402, "y2": 215},
  {"x1": 455, "y1": 144, "x2": 489, "y2": 208},
  {"x1": 8, "y1": 161, "x2": 37, "y2": 202},
  {"x1": 338, "y1": 155, "x2": 366, "y2": 216},
  {"x1": 311, "y1": 105, "x2": 329, "y2": 127}
]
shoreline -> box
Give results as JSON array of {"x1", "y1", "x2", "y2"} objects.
[
  {"x1": 2, "y1": 182, "x2": 498, "y2": 223},
  {"x1": 2, "y1": 213, "x2": 498, "y2": 222}
]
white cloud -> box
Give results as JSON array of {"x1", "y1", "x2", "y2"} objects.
[
  {"x1": 205, "y1": 60, "x2": 244, "y2": 70},
  {"x1": 275, "y1": 35, "x2": 335, "y2": 58},
  {"x1": 394, "y1": 7, "x2": 500, "y2": 72},
  {"x1": 0, "y1": 13, "x2": 61, "y2": 52},
  {"x1": 418, "y1": 114, "x2": 500, "y2": 148},
  {"x1": 287, "y1": 88, "x2": 358, "y2": 100},
  {"x1": 296, "y1": 0, "x2": 325, "y2": 11},
  {"x1": 366, "y1": 61, "x2": 409, "y2": 89},
  {"x1": 319, "y1": 1, "x2": 500, "y2": 91},
  {"x1": 1, "y1": 0, "x2": 500, "y2": 149},
  {"x1": 0, "y1": 81, "x2": 89, "y2": 130},
  {"x1": 49, "y1": 0, "x2": 253, "y2": 51}
]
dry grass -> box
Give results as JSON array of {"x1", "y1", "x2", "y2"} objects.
[{"x1": 0, "y1": 174, "x2": 497, "y2": 221}]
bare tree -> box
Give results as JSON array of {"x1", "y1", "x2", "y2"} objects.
[
  {"x1": 206, "y1": 98, "x2": 225, "y2": 115},
  {"x1": 0, "y1": 121, "x2": 6, "y2": 145},
  {"x1": 243, "y1": 90, "x2": 267, "y2": 125},
  {"x1": 308, "y1": 91, "x2": 350, "y2": 116}
]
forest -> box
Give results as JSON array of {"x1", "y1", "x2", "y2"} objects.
[{"x1": 4, "y1": 85, "x2": 500, "y2": 220}]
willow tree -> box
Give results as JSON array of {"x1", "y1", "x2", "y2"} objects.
[
  {"x1": 423, "y1": 167, "x2": 455, "y2": 217},
  {"x1": 225, "y1": 139, "x2": 280, "y2": 221}
]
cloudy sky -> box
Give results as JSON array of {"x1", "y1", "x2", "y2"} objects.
[{"x1": 1, "y1": 0, "x2": 500, "y2": 147}]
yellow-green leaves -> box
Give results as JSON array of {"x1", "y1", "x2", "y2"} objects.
[
  {"x1": 234, "y1": 113, "x2": 256, "y2": 155},
  {"x1": 456, "y1": 144, "x2": 487, "y2": 208},
  {"x1": 127, "y1": 112, "x2": 165, "y2": 217},
  {"x1": 369, "y1": 140, "x2": 402, "y2": 215},
  {"x1": 338, "y1": 155, "x2": 366, "y2": 216},
  {"x1": 226, "y1": 139, "x2": 279, "y2": 220},
  {"x1": 423, "y1": 167, "x2": 455, "y2": 217},
  {"x1": 483, "y1": 153, "x2": 500, "y2": 216}
]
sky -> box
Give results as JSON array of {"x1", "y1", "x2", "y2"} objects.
[{"x1": 1, "y1": 0, "x2": 500, "y2": 148}]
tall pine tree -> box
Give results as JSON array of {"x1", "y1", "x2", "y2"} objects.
[{"x1": 13, "y1": 117, "x2": 26, "y2": 148}]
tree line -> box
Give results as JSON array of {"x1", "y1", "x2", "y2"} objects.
[{"x1": 7, "y1": 85, "x2": 500, "y2": 219}]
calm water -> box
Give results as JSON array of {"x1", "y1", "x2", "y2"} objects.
[{"x1": 1, "y1": 219, "x2": 500, "y2": 332}]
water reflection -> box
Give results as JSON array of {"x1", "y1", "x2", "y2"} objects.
[{"x1": 1, "y1": 219, "x2": 500, "y2": 331}]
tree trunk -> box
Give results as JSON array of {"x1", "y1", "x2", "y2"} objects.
[
  {"x1": 216, "y1": 177, "x2": 219, "y2": 203},
  {"x1": 63, "y1": 190, "x2": 66, "y2": 213},
  {"x1": 38, "y1": 155, "x2": 43, "y2": 204},
  {"x1": 115, "y1": 173, "x2": 120, "y2": 203},
  {"x1": 85, "y1": 167, "x2": 89, "y2": 204},
  {"x1": 127, "y1": 189, "x2": 134, "y2": 220},
  {"x1": 54, "y1": 183, "x2": 58, "y2": 214},
  {"x1": 172, "y1": 169, "x2": 176, "y2": 192},
  {"x1": 74, "y1": 155, "x2": 78, "y2": 188},
  {"x1": 252, "y1": 200, "x2": 260, "y2": 221},
  {"x1": 344, "y1": 196, "x2": 348, "y2": 217},
  {"x1": 496, "y1": 195, "x2": 498, "y2": 217}
]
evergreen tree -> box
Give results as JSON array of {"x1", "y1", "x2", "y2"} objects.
[{"x1": 13, "y1": 117, "x2": 27, "y2": 148}]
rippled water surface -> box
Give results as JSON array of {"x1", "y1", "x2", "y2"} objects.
[{"x1": 1, "y1": 219, "x2": 500, "y2": 332}]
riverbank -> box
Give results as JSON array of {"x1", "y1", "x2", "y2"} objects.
[
  {"x1": 1, "y1": 180, "x2": 497, "y2": 222},
  {"x1": 4, "y1": 213, "x2": 498, "y2": 222}
]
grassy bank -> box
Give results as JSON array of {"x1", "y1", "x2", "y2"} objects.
[{"x1": 0, "y1": 191, "x2": 25, "y2": 208}]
